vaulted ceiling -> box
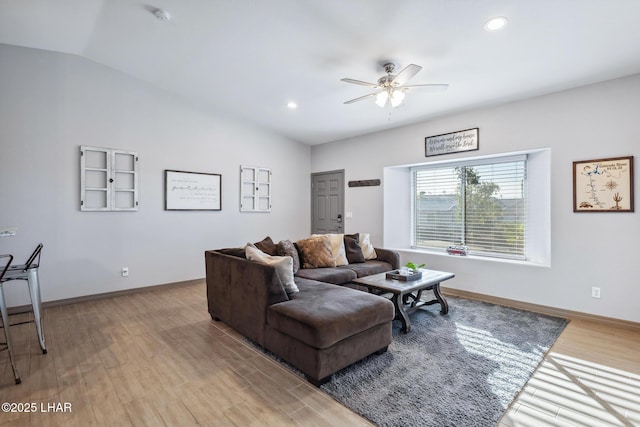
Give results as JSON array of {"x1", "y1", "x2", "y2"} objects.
[{"x1": 2, "y1": 1, "x2": 640, "y2": 144}]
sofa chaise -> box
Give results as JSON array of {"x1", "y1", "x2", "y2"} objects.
[{"x1": 205, "y1": 235, "x2": 399, "y2": 385}]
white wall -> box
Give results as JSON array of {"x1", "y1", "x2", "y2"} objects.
[
  {"x1": 312, "y1": 74, "x2": 640, "y2": 323},
  {"x1": 2, "y1": 43, "x2": 638, "y2": 323},
  {"x1": 0, "y1": 44, "x2": 311, "y2": 304}
]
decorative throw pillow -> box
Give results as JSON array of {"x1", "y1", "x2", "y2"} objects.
[
  {"x1": 296, "y1": 235, "x2": 336, "y2": 269},
  {"x1": 254, "y1": 236, "x2": 278, "y2": 256},
  {"x1": 359, "y1": 233, "x2": 377, "y2": 260},
  {"x1": 344, "y1": 233, "x2": 366, "y2": 263},
  {"x1": 312, "y1": 233, "x2": 348, "y2": 266},
  {"x1": 276, "y1": 239, "x2": 300, "y2": 274},
  {"x1": 245, "y1": 244, "x2": 298, "y2": 294}
]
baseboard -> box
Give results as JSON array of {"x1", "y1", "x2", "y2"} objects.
[
  {"x1": 10, "y1": 278, "x2": 638, "y2": 332},
  {"x1": 8, "y1": 278, "x2": 205, "y2": 315},
  {"x1": 442, "y1": 287, "x2": 640, "y2": 331}
]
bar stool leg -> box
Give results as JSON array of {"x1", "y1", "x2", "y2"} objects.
[
  {"x1": 0, "y1": 285, "x2": 21, "y2": 384},
  {"x1": 26, "y1": 269, "x2": 46, "y2": 354}
]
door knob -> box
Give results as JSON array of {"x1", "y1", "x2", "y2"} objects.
[{"x1": 337, "y1": 213, "x2": 343, "y2": 223}]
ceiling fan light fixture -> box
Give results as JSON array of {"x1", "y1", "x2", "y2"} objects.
[
  {"x1": 390, "y1": 89, "x2": 405, "y2": 107},
  {"x1": 485, "y1": 16, "x2": 508, "y2": 31},
  {"x1": 375, "y1": 91, "x2": 389, "y2": 108},
  {"x1": 342, "y1": 61, "x2": 448, "y2": 108}
]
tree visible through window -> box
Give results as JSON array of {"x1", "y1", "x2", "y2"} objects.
[{"x1": 413, "y1": 157, "x2": 526, "y2": 259}]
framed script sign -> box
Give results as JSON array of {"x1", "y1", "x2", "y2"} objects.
[
  {"x1": 165, "y1": 170, "x2": 221, "y2": 211},
  {"x1": 425, "y1": 128, "x2": 479, "y2": 157},
  {"x1": 573, "y1": 156, "x2": 634, "y2": 212}
]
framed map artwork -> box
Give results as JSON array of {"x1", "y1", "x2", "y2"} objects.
[{"x1": 573, "y1": 156, "x2": 634, "y2": 212}]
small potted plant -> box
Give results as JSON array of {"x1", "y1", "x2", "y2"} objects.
[{"x1": 404, "y1": 262, "x2": 425, "y2": 273}]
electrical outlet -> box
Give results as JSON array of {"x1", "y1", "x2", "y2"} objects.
[
  {"x1": 591, "y1": 287, "x2": 600, "y2": 298},
  {"x1": 121, "y1": 267, "x2": 129, "y2": 277}
]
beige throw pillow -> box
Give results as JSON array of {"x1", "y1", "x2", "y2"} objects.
[
  {"x1": 296, "y1": 235, "x2": 336, "y2": 269},
  {"x1": 245, "y1": 244, "x2": 298, "y2": 294},
  {"x1": 359, "y1": 233, "x2": 377, "y2": 260},
  {"x1": 312, "y1": 233, "x2": 348, "y2": 266}
]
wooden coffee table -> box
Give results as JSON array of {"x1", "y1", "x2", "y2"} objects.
[{"x1": 353, "y1": 269, "x2": 454, "y2": 333}]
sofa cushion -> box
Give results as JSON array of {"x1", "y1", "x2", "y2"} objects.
[
  {"x1": 344, "y1": 233, "x2": 365, "y2": 264},
  {"x1": 312, "y1": 233, "x2": 348, "y2": 266},
  {"x1": 359, "y1": 233, "x2": 377, "y2": 260},
  {"x1": 296, "y1": 235, "x2": 336, "y2": 268},
  {"x1": 246, "y1": 245, "x2": 299, "y2": 294},
  {"x1": 294, "y1": 267, "x2": 357, "y2": 285},
  {"x1": 341, "y1": 260, "x2": 393, "y2": 278},
  {"x1": 276, "y1": 239, "x2": 300, "y2": 274},
  {"x1": 254, "y1": 236, "x2": 278, "y2": 256},
  {"x1": 267, "y1": 279, "x2": 394, "y2": 349}
]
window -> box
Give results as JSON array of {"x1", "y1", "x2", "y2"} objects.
[
  {"x1": 412, "y1": 155, "x2": 526, "y2": 259},
  {"x1": 80, "y1": 146, "x2": 139, "y2": 211}
]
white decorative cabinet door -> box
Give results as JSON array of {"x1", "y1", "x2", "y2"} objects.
[
  {"x1": 112, "y1": 150, "x2": 138, "y2": 210},
  {"x1": 81, "y1": 146, "x2": 138, "y2": 211},
  {"x1": 240, "y1": 166, "x2": 271, "y2": 212}
]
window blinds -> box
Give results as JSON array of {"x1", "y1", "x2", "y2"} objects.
[{"x1": 412, "y1": 156, "x2": 527, "y2": 259}]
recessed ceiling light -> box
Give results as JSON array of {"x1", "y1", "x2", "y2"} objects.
[
  {"x1": 485, "y1": 16, "x2": 508, "y2": 31},
  {"x1": 286, "y1": 101, "x2": 298, "y2": 110}
]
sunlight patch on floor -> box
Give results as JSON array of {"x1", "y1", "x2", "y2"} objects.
[
  {"x1": 455, "y1": 322, "x2": 547, "y2": 407},
  {"x1": 501, "y1": 351, "x2": 640, "y2": 426}
]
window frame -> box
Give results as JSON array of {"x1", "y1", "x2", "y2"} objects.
[{"x1": 411, "y1": 154, "x2": 527, "y2": 260}]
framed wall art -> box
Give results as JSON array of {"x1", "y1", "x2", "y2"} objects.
[
  {"x1": 573, "y1": 156, "x2": 634, "y2": 212},
  {"x1": 425, "y1": 128, "x2": 479, "y2": 157},
  {"x1": 165, "y1": 170, "x2": 221, "y2": 211}
]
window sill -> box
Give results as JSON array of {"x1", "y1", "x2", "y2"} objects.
[{"x1": 390, "y1": 247, "x2": 550, "y2": 268}]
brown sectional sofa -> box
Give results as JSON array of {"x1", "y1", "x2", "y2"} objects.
[{"x1": 205, "y1": 242, "x2": 399, "y2": 385}]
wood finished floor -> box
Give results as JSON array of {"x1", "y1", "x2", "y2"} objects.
[
  {"x1": 0, "y1": 281, "x2": 638, "y2": 426},
  {"x1": 499, "y1": 318, "x2": 640, "y2": 427}
]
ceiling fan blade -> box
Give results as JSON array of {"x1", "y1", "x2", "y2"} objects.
[
  {"x1": 341, "y1": 78, "x2": 380, "y2": 88},
  {"x1": 390, "y1": 64, "x2": 422, "y2": 86},
  {"x1": 402, "y1": 83, "x2": 449, "y2": 92},
  {"x1": 344, "y1": 92, "x2": 378, "y2": 104}
]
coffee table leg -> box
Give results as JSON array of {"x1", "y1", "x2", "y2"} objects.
[
  {"x1": 433, "y1": 283, "x2": 449, "y2": 315},
  {"x1": 392, "y1": 294, "x2": 411, "y2": 333}
]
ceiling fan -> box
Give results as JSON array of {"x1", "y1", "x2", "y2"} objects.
[{"x1": 341, "y1": 62, "x2": 448, "y2": 108}]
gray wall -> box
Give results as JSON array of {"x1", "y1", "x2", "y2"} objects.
[
  {"x1": 312, "y1": 74, "x2": 640, "y2": 323},
  {"x1": 0, "y1": 44, "x2": 311, "y2": 304}
]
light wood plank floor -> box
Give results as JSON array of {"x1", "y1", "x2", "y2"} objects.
[
  {"x1": 1, "y1": 282, "x2": 639, "y2": 426},
  {"x1": 499, "y1": 318, "x2": 640, "y2": 427}
]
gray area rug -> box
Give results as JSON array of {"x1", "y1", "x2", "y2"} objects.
[{"x1": 318, "y1": 296, "x2": 567, "y2": 427}]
